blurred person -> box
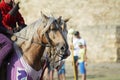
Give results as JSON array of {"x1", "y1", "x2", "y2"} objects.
[
  {"x1": 46, "y1": 60, "x2": 66, "y2": 80},
  {"x1": 57, "y1": 60, "x2": 66, "y2": 80},
  {"x1": 47, "y1": 64, "x2": 55, "y2": 80},
  {"x1": 0, "y1": 5, "x2": 13, "y2": 67},
  {"x1": 78, "y1": 42, "x2": 87, "y2": 80},
  {"x1": 72, "y1": 31, "x2": 87, "y2": 80}
]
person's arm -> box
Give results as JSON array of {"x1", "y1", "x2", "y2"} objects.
[
  {"x1": 83, "y1": 44, "x2": 87, "y2": 67},
  {"x1": 84, "y1": 45, "x2": 87, "y2": 61},
  {"x1": 83, "y1": 40, "x2": 87, "y2": 65},
  {"x1": 84, "y1": 39, "x2": 87, "y2": 60}
]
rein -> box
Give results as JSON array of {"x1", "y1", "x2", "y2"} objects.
[{"x1": 13, "y1": 35, "x2": 51, "y2": 47}]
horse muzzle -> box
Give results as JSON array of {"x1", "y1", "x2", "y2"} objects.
[
  {"x1": 62, "y1": 49, "x2": 71, "y2": 59},
  {"x1": 56, "y1": 43, "x2": 70, "y2": 59}
]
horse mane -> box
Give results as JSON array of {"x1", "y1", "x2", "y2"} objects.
[
  {"x1": 14, "y1": 16, "x2": 56, "y2": 48},
  {"x1": 14, "y1": 19, "x2": 43, "y2": 47}
]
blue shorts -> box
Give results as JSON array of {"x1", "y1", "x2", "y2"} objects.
[
  {"x1": 58, "y1": 69, "x2": 65, "y2": 75},
  {"x1": 58, "y1": 64, "x2": 65, "y2": 75},
  {"x1": 79, "y1": 62, "x2": 86, "y2": 74}
]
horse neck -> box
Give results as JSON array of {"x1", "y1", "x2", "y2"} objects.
[
  {"x1": 13, "y1": 19, "x2": 49, "y2": 70},
  {"x1": 21, "y1": 42, "x2": 46, "y2": 71}
]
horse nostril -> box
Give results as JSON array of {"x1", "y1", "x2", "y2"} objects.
[{"x1": 61, "y1": 46, "x2": 65, "y2": 51}]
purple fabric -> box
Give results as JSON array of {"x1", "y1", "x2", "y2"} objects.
[
  {"x1": 0, "y1": 33, "x2": 13, "y2": 67},
  {"x1": 7, "y1": 49, "x2": 33, "y2": 80},
  {"x1": 0, "y1": 34, "x2": 42, "y2": 80}
]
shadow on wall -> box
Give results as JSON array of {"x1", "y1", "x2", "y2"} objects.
[{"x1": 116, "y1": 26, "x2": 120, "y2": 62}]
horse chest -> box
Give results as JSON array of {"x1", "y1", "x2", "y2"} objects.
[{"x1": 7, "y1": 51, "x2": 42, "y2": 80}]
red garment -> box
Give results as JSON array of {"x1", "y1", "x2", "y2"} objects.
[{"x1": 0, "y1": 1, "x2": 25, "y2": 30}]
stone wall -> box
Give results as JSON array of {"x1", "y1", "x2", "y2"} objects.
[
  {"x1": 81, "y1": 25, "x2": 118, "y2": 62},
  {"x1": 17, "y1": 0, "x2": 120, "y2": 62}
]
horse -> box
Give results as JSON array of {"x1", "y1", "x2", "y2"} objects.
[{"x1": 0, "y1": 13, "x2": 70, "y2": 80}]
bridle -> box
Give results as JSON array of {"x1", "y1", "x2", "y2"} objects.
[
  {"x1": 42, "y1": 18, "x2": 68, "y2": 64},
  {"x1": 41, "y1": 19, "x2": 69, "y2": 70}
]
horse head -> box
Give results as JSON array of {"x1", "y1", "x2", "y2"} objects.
[
  {"x1": 42, "y1": 16, "x2": 70, "y2": 69},
  {"x1": 40, "y1": 14, "x2": 69, "y2": 52}
]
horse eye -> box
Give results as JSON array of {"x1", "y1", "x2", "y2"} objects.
[{"x1": 54, "y1": 20, "x2": 57, "y2": 23}]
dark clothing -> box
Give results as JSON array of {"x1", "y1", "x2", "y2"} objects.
[
  {"x1": 0, "y1": 0, "x2": 25, "y2": 68},
  {"x1": 0, "y1": 26, "x2": 11, "y2": 37},
  {"x1": 74, "y1": 56, "x2": 78, "y2": 63},
  {"x1": 0, "y1": 33, "x2": 13, "y2": 67}
]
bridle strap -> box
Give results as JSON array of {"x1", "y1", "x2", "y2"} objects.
[{"x1": 13, "y1": 35, "x2": 51, "y2": 47}]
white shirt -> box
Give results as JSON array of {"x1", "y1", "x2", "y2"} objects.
[{"x1": 73, "y1": 37, "x2": 86, "y2": 56}]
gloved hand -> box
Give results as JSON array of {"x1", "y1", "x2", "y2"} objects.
[{"x1": 8, "y1": 2, "x2": 20, "y2": 16}]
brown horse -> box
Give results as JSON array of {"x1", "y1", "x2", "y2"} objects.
[{"x1": 1, "y1": 13, "x2": 69, "y2": 80}]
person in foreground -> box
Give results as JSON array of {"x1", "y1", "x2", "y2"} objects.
[{"x1": 0, "y1": 0, "x2": 26, "y2": 67}]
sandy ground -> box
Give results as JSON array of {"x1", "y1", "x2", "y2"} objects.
[{"x1": 50, "y1": 62, "x2": 120, "y2": 80}]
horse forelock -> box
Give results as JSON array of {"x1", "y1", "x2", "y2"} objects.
[{"x1": 41, "y1": 17, "x2": 55, "y2": 35}]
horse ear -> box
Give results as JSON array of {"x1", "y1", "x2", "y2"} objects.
[
  {"x1": 57, "y1": 16, "x2": 62, "y2": 24},
  {"x1": 62, "y1": 18, "x2": 70, "y2": 30},
  {"x1": 64, "y1": 18, "x2": 70, "y2": 23},
  {"x1": 41, "y1": 11, "x2": 49, "y2": 21}
]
